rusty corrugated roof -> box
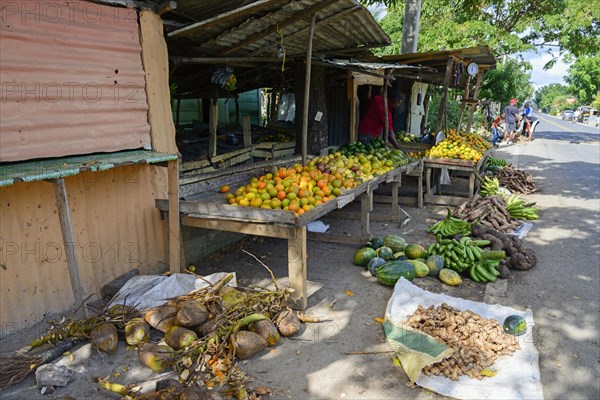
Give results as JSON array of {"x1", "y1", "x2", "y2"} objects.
[{"x1": 0, "y1": 0, "x2": 151, "y2": 162}]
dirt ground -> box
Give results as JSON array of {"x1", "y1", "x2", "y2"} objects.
[{"x1": 1, "y1": 197, "x2": 513, "y2": 400}]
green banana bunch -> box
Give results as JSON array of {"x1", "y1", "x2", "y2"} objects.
[
  {"x1": 487, "y1": 157, "x2": 509, "y2": 167},
  {"x1": 428, "y1": 208, "x2": 472, "y2": 237},
  {"x1": 480, "y1": 176, "x2": 500, "y2": 197},
  {"x1": 426, "y1": 235, "x2": 505, "y2": 276},
  {"x1": 505, "y1": 194, "x2": 540, "y2": 220},
  {"x1": 468, "y1": 259, "x2": 502, "y2": 283}
]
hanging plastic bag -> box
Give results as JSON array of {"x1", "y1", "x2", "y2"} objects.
[
  {"x1": 440, "y1": 168, "x2": 451, "y2": 185},
  {"x1": 211, "y1": 65, "x2": 237, "y2": 91}
]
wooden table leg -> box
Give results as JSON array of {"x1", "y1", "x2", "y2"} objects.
[
  {"x1": 468, "y1": 173, "x2": 475, "y2": 198},
  {"x1": 288, "y1": 227, "x2": 307, "y2": 310},
  {"x1": 417, "y1": 167, "x2": 424, "y2": 208},
  {"x1": 426, "y1": 167, "x2": 432, "y2": 196},
  {"x1": 391, "y1": 181, "x2": 400, "y2": 222},
  {"x1": 168, "y1": 160, "x2": 180, "y2": 274},
  {"x1": 360, "y1": 192, "x2": 373, "y2": 242},
  {"x1": 436, "y1": 168, "x2": 442, "y2": 194}
]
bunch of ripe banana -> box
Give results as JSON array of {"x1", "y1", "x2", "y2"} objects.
[
  {"x1": 479, "y1": 176, "x2": 500, "y2": 197},
  {"x1": 505, "y1": 194, "x2": 539, "y2": 220},
  {"x1": 427, "y1": 235, "x2": 505, "y2": 278},
  {"x1": 428, "y1": 208, "x2": 472, "y2": 237}
]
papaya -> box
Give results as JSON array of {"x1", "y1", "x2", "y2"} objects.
[
  {"x1": 404, "y1": 244, "x2": 427, "y2": 259},
  {"x1": 439, "y1": 268, "x2": 462, "y2": 286}
]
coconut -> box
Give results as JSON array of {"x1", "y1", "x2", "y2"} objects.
[
  {"x1": 144, "y1": 305, "x2": 177, "y2": 333},
  {"x1": 124, "y1": 317, "x2": 151, "y2": 345},
  {"x1": 275, "y1": 309, "x2": 301, "y2": 337},
  {"x1": 232, "y1": 331, "x2": 267, "y2": 360},
  {"x1": 178, "y1": 388, "x2": 205, "y2": 400},
  {"x1": 165, "y1": 326, "x2": 198, "y2": 350},
  {"x1": 220, "y1": 287, "x2": 247, "y2": 308},
  {"x1": 248, "y1": 319, "x2": 280, "y2": 346},
  {"x1": 174, "y1": 299, "x2": 208, "y2": 328},
  {"x1": 138, "y1": 343, "x2": 175, "y2": 372},
  {"x1": 89, "y1": 322, "x2": 118, "y2": 353},
  {"x1": 196, "y1": 318, "x2": 220, "y2": 338}
]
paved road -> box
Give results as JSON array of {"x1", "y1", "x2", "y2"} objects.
[{"x1": 494, "y1": 115, "x2": 600, "y2": 399}]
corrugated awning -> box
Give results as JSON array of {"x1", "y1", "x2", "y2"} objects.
[
  {"x1": 0, "y1": 150, "x2": 177, "y2": 187},
  {"x1": 312, "y1": 57, "x2": 437, "y2": 78}
]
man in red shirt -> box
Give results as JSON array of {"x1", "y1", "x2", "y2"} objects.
[{"x1": 358, "y1": 90, "x2": 402, "y2": 149}]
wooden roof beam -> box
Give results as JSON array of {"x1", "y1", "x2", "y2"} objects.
[
  {"x1": 168, "y1": 0, "x2": 288, "y2": 37},
  {"x1": 223, "y1": 0, "x2": 339, "y2": 56},
  {"x1": 247, "y1": 5, "x2": 362, "y2": 57}
]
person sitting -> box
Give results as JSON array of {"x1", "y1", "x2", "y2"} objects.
[
  {"x1": 358, "y1": 89, "x2": 402, "y2": 149},
  {"x1": 491, "y1": 113, "x2": 504, "y2": 147}
]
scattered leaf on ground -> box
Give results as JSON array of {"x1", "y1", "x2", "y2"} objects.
[
  {"x1": 480, "y1": 369, "x2": 497, "y2": 377},
  {"x1": 392, "y1": 356, "x2": 402, "y2": 368},
  {"x1": 345, "y1": 290, "x2": 354, "y2": 297},
  {"x1": 374, "y1": 317, "x2": 385, "y2": 323}
]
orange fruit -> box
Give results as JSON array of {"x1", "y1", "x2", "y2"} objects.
[
  {"x1": 239, "y1": 199, "x2": 250, "y2": 207},
  {"x1": 220, "y1": 185, "x2": 230, "y2": 193},
  {"x1": 250, "y1": 198, "x2": 263, "y2": 208}
]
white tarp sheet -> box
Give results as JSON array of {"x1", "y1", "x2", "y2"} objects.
[
  {"x1": 109, "y1": 272, "x2": 237, "y2": 311},
  {"x1": 385, "y1": 278, "x2": 544, "y2": 400}
]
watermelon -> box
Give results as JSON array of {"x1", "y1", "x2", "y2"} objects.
[
  {"x1": 367, "y1": 237, "x2": 384, "y2": 249},
  {"x1": 407, "y1": 260, "x2": 429, "y2": 277},
  {"x1": 393, "y1": 252, "x2": 408, "y2": 261},
  {"x1": 376, "y1": 246, "x2": 394, "y2": 260},
  {"x1": 404, "y1": 244, "x2": 426, "y2": 259},
  {"x1": 503, "y1": 315, "x2": 527, "y2": 336},
  {"x1": 383, "y1": 235, "x2": 407, "y2": 253},
  {"x1": 375, "y1": 261, "x2": 416, "y2": 286},
  {"x1": 367, "y1": 257, "x2": 386, "y2": 276},
  {"x1": 354, "y1": 247, "x2": 376, "y2": 266},
  {"x1": 426, "y1": 255, "x2": 444, "y2": 277}
]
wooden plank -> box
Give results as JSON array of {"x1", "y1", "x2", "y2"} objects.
[
  {"x1": 435, "y1": 57, "x2": 454, "y2": 134},
  {"x1": 242, "y1": 115, "x2": 252, "y2": 148},
  {"x1": 301, "y1": 13, "x2": 317, "y2": 165},
  {"x1": 391, "y1": 181, "x2": 400, "y2": 222},
  {"x1": 383, "y1": 70, "x2": 389, "y2": 144},
  {"x1": 168, "y1": 0, "x2": 287, "y2": 37},
  {"x1": 209, "y1": 103, "x2": 218, "y2": 158},
  {"x1": 181, "y1": 147, "x2": 252, "y2": 172},
  {"x1": 139, "y1": 11, "x2": 178, "y2": 154},
  {"x1": 181, "y1": 216, "x2": 294, "y2": 239},
  {"x1": 177, "y1": 57, "x2": 283, "y2": 64},
  {"x1": 351, "y1": 71, "x2": 384, "y2": 86},
  {"x1": 348, "y1": 71, "x2": 358, "y2": 142},
  {"x1": 52, "y1": 178, "x2": 86, "y2": 310},
  {"x1": 360, "y1": 193, "x2": 373, "y2": 240},
  {"x1": 168, "y1": 160, "x2": 180, "y2": 274},
  {"x1": 223, "y1": 0, "x2": 337, "y2": 56},
  {"x1": 288, "y1": 227, "x2": 308, "y2": 310}
]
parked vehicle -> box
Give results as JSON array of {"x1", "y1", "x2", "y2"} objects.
[
  {"x1": 576, "y1": 106, "x2": 592, "y2": 123},
  {"x1": 562, "y1": 110, "x2": 574, "y2": 120},
  {"x1": 587, "y1": 109, "x2": 599, "y2": 127}
]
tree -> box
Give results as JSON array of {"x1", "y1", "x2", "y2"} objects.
[
  {"x1": 362, "y1": 0, "x2": 599, "y2": 58},
  {"x1": 565, "y1": 55, "x2": 600, "y2": 105},
  {"x1": 479, "y1": 59, "x2": 533, "y2": 105},
  {"x1": 534, "y1": 83, "x2": 572, "y2": 115}
]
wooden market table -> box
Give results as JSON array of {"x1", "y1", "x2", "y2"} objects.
[
  {"x1": 156, "y1": 158, "x2": 420, "y2": 309},
  {"x1": 422, "y1": 154, "x2": 489, "y2": 206}
]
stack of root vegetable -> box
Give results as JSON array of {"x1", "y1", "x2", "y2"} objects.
[
  {"x1": 496, "y1": 166, "x2": 537, "y2": 195},
  {"x1": 453, "y1": 194, "x2": 521, "y2": 233},
  {"x1": 403, "y1": 303, "x2": 520, "y2": 381}
]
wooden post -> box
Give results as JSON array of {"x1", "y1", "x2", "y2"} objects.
[
  {"x1": 348, "y1": 71, "x2": 359, "y2": 142},
  {"x1": 209, "y1": 101, "x2": 218, "y2": 157},
  {"x1": 168, "y1": 160, "x2": 180, "y2": 274},
  {"x1": 235, "y1": 95, "x2": 240, "y2": 125},
  {"x1": 457, "y1": 73, "x2": 471, "y2": 131},
  {"x1": 52, "y1": 178, "x2": 85, "y2": 310},
  {"x1": 242, "y1": 114, "x2": 252, "y2": 148},
  {"x1": 435, "y1": 58, "x2": 454, "y2": 134},
  {"x1": 383, "y1": 70, "x2": 389, "y2": 144},
  {"x1": 465, "y1": 71, "x2": 484, "y2": 134},
  {"x1": 176, "y1": 98, "x2": 181, "y2": 128},
  {"x1": 360, "y1": 192, "x2": 373, "y2": 241},
  {"x1": 288, "y1": 227, "x2": 307, "y2": 309},
  {"x1": 301, "y1": 13, "x2": 317, "y2": 164}
]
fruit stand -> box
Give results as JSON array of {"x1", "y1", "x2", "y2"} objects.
[{"x1": 156, "y1": 155, "x2": 420, "y2": 309}]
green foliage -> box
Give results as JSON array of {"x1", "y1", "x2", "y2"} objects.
[
  {"x1": 591, "y1": 93, "x2": 600, "y2": 110},
  {"x1": 365, "y1": 0, "x2": 599, "y2": 58},
  {"x1": 534, "y1": 83, "x2": 571, "y2": 113},
  {"x1": 479, "y1": 59, "x2": 533, "y2": 105},
  {"x1": 565, "y1": 55, "x2": 600, "y2": 105}
]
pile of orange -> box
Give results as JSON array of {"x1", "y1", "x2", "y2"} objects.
[{"x1": 224, "y1": 164, "x2": 359, "y2": 215}]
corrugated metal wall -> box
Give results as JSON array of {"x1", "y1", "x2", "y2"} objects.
[
  {"x1": 0, "y1": 166, "x2": 168, "y2": 333},
  {"x1": 0, "y1": 0, "x2": 151, "y2": 162}
]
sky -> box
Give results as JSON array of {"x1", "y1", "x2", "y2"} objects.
[{"x1": 520, "y1": 49, "x2": 570, "y2": 89}]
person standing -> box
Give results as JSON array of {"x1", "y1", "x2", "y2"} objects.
[
  {"x1": 358, "y1": 89, "x2": 402, "y2": 149},
  {"x1": 491, "y1": 113, "x2": 504, "y2": 147},
  {"x1": 502, "y1": 98, "x2": 520, "y2": 144}
]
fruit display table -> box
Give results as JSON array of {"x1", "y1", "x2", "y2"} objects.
[
  {"x1": 422, "y1": 153, "x2": 489, "y2": 206},
  {"x1": 156, "y1": 158, "x2": 420, "y2": 309}
]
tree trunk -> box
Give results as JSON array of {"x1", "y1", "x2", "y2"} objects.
[{"x1": 295, "y1": 63, "x2": 328, "y2": 156}]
